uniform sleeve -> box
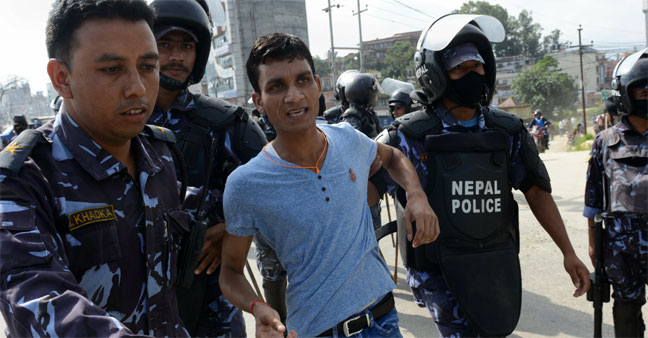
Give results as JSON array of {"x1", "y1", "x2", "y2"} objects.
[
  {"x1": 512, "y1": 128, "x2": 552, "y2": 193},
  {"x1": 583, "y1": 135, "x2": 605, "y2": 218},
  {"x1": 0, "y1": 166, "x2": 140, "y2": 337},
  {"x1": 223, "y1": 169, "x2": 257, "y2": 237}
]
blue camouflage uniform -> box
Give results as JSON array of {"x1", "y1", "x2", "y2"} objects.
[
  {"x1": 584, "y1": 117, "x2": 648, "y2": 305},
  {"x1": 379, "y1": 103, "x2": 546, "y2": 337},
  {"x1": 0, "y1": 111, "x2": 195, "y2": 337},
  {"x1": 148, "y1": 89, "x2": 245, "y2": 337}
]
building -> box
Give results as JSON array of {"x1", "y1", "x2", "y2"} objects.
[
  {"x1": 362, "y1": 31, "x2": 421, "y2": 67},
  {"x1": 0, "y1": 81, "x2": 49, "y2": 126},
  {"x1": 550, "y1": 48, "x2": 606, "y2": 107},
  {"x1": 493, "y1": 55, "x2": 536, "y2": 104},
  {"x1": 205, "y1": 0, "x2": 308, "y2": 107}
]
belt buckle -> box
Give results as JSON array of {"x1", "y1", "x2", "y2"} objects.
[{"x1": 342, "y1": 313, "x2": 370, "y2": 337}]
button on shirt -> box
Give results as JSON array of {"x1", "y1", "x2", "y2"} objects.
[{"x1": 0, "y1": 111, "x2": 190, "y2": 337}]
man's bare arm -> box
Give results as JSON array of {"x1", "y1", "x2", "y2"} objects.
[
  {"x1": 375, "y1": 142, "x2": 439, "y2": 247},
  {"x1": 524, "y1": 185, "x2": 590, "y2": 297}
]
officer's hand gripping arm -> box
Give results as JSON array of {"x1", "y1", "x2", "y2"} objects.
[{"x1": 376, "y1": 142, "x2": 439, "y2": 247}]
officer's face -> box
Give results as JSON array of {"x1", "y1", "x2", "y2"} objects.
[
  {"x1": 447, "y1": 60, "x2": 485, "y2": 80},
  {"x1": 252, "y1": 58, "x2": 322, "y2": 135},
  {"x1": 157, "y1": 31, "x2": 196, "y2": 84},
  {"x1": 631, "y1": 83, "x2": 648, "y2": 100},
  {"x1": 392, "y1": 105, "x2": 407, "y2": 118},
  {"x1": 48, "y1": 18, "x2": 159, "y2": 148}
]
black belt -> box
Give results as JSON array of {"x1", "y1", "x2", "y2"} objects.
[{"x1": 317, "y1": 292, "x2": 395, "y2": 337}]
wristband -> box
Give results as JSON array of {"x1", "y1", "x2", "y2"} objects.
[{"x1": 250, "y1": 299, "x2": 270, "y2": 314}]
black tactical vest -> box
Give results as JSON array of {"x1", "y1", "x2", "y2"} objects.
[
  {"x1": 392, "y1": 107, "x2": 523, "y2": 336},
  {"x1": 174, "y1": 93, "x2": 266, "y2": 190}
]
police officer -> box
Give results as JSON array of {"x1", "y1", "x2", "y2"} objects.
[
  {"x1": 388, "y1": 90, "x2": 413, "y2": 119},
  {"x1": 0, "y1": 0, "x2": 207, "y2": 335},
  {"x1": 528, "y1": 109, "x2": 551, "y2": 149},
  {"x1": 584, "y1": 48, "x2": 648, "y2": 337},
  {"x1": 4, "y1": 115, "x2": 29, "y2": 147},
  {"x1": 323, "y1": 69, "x2": 358, "y2": 124},
  {"x1": 147, "y1": 0, "x2": 266, "y2": 336},
  {"x1": 378, "y1": 14, "x2": 590, "y2": 337}
]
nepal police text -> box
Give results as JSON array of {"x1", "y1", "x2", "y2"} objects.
[{"x1": 451, "y1": 180, "x2": 502, "y2": 214}]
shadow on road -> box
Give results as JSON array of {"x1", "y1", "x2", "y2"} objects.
[{"x1": 515, "y1": 289, "x2": 614, "y2": 337}]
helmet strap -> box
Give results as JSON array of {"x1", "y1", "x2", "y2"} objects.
[{"x1": 160, "y1": 73, "x2": 189, "y2": 91}]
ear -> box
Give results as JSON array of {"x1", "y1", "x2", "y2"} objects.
[
  {"x1": 252, "y1": 92, "x2": 265, "y2": 114},
  {"x1": 315, "y1": 75, "x2": 322, "y2": 95},
  {"x1": 47, "y1": 59, "x2": 73, "y2": 99}
]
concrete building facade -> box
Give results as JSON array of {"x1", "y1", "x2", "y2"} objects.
[{"x1": 206, "y1": 0, "x2": 308, "y2": 106}]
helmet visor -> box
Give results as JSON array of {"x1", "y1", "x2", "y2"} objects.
[
  {"x1": 417, "y1": 14, "x2": 505, "y2": 51},
  {"x1": 381, "y1": 78, "x2": 415, "y2": 96}
]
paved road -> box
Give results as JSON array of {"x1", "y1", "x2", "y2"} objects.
[{"x1": 2, "y1": 141, "x2": 645, "y2": 337}]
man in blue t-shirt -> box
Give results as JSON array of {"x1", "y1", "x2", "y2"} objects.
[{"x1": 219, "y1": 33, "x2": 439, "y2": 337}]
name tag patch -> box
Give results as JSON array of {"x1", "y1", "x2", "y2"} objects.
[{"x1": 68, "y1": 205, "x2": 117, "y2": 231}]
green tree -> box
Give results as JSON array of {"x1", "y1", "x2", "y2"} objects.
[
  {"x1": 454, "y1": 1, "x2": 521, "y2": 57},
  {"x1": 383, "y1": 41, "x2": 416, "y2": 79},
  {"x1": 512, "y1": 55, "x2": 577, "y2": 117},
  {"x1": 517, "y1": 10, "x2": 543, "y2": 57},
  {"x1": 542, "y1": 29, "x2": 569, "y2": 54},
  {"x1": 341, "y1": 53, "x2": 360, "y2": 71},
  {"x1": 313, "y1": 56, "x2": 331, "y2": 76}
]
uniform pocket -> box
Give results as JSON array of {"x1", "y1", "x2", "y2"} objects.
[{"x1": 67, "y1": 219, "x2": 122, "y2": 276}]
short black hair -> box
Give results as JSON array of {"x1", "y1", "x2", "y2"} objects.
[
  {"x1": 246, "y1": 33, "x2": 316, "y2": 94},
  {"x1": 46, "y1": 0, "x2": 155, "y2": 69}
]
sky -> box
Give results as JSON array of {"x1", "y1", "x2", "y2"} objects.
[{"x1": 1, "y1": 0, "x2": 645, "y2": 95}]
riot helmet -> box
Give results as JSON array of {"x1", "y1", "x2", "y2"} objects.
[
  {"x1": 610, "y1": 48, "x2": 648, "y2": 119},
  {"x1": 151, "y1": 0, "x2": 212, "y2": 91},
  {"x1": 414, "y1": 14, "x2": 504, "y2": 106},
  {"x1": 344, "y1": 73, "x2": 381, "y2": 108},
  {"x1": 388, "y1": 90, "x2": 413, "y2": 117},
  {"x1": 50, "y1": 96, "x2": 63, "y2": 114},
  {"x1": 334, "y1": 70, "x2": 359, "y2": 106}
]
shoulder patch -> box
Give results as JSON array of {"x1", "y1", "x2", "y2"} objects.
[
  {"x1": 143, "y1": 124, "x2": 177, "y2": 144},
  {"x1": 0, "y1": 129, "x2": 47, "y2": 173},
  {"x1": 397, "y1": 109, "x2": 441, "y2": 139}
]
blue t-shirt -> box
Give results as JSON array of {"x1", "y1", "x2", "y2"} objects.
[{"x1": 224, "y1": 123, "x2": 395, "y2": 336}]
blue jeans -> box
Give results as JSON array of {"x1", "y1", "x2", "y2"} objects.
[{"x1": 322, "y1": 298, "x2": 402, "y2": 337}]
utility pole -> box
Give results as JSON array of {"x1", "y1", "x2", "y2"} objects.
[
  {"x1": 643, "y1": 0, "x2": 648, "y2": 47},
  {"x1": 323, "y1": 1, "x2": 339, "y2": 82},
  {"x1": 578, "y1": 25, "x2": 587, "y2": 133},
  {"x1": 352, "y1": 0, "x2": 367, "y2": 71}
]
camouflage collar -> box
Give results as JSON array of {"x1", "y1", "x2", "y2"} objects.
[
  {"x1": 149, "y1": 89, "x2": 196, "y2": 126},
  {"x1": 618, "y1": 117, "x2": 648, "y2": 136},
  {"x1": 54, "y1": 111, "x2": 160, "y2": 181}
]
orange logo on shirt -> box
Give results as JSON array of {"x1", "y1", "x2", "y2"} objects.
[{"x1": 349, "y1": 168, "x2": 356, "y2": 182}]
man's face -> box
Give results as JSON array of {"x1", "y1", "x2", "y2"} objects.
[
  {"x1": 392, "y1": 105, "x2": 407, "y2": 118},
  {"x1": 13, "y1": 123, "x2": 27, "y2": 134},
  {"x1": 630, "y1": 82, "x2": 648, "y2": 100},
  {"x1": 252, "y1": 58, "x2": 322, "y2": 135},
  {"x1": 57, "y1": 18, "x2": 159, "y2": 147},
  {"x1": 157, "y1": 30, "x2": 196, "y2": 84},
  {"x1": 447, "y1": 60, "x2": 485, "y2": 80}
]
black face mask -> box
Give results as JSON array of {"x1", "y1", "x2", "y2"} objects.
[
  {"x1": 446, "y1": 71, "x2": 486, "y2": 108},
  {"x1": 631, "y1": 99, "x2": 648, "y2": 119}
]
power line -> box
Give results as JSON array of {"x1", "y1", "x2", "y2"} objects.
[
  {"x1": 365, "y1": 13, "x2": 421, "y2": 30},
  {"x1": 389, "y1": 0, "x2": 435, "y2": 19},
  {"x1": 369, "y1": 3, "x2": 428, "y2": 24}
]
